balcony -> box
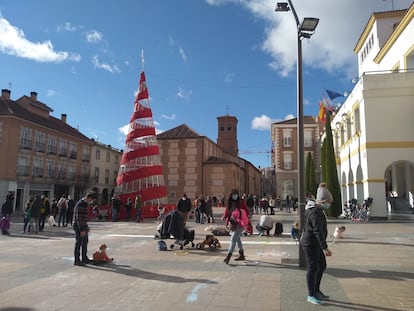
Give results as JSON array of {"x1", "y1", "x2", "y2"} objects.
[
  {"x1": 47, "y1": 146, "x2": 58, "y2": 155},
  {"x1": 34, "y1": 143, "x2": 46, "y2": 153},
  {"x1": 32, "y1": 167, "x2": 44, "y2": 178},
  {"x1": 17, "y1": 165, "x2": 30, "y2": 176},
  {"x1": 59, "y1": 149, "x2": 68, "y2": 158},
  {"x1": 69, "y1": 151, "x2": 77, "y2": 160}
]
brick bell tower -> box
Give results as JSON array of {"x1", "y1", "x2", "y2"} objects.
[{"x1": 217, "y1": 115, "x2": 238, "y2": 157}]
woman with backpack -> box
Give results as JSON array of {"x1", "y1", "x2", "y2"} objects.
[{"x1": 222, "y1": 189, "x2": 249, "y2": 264}]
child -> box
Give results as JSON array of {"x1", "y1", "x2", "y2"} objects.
[
  {"x1": 291, "y1": 221, "x2": 300, "y2": 240},
  {"x1": 157, "y1": 205, "x2": 166, "y2": 222},
  {"x1": 333, "y1": 225, "x2": 346, "y2": 239},
  {"x1": 92, "y1": 244, "x2": 113, "y2": 265}
]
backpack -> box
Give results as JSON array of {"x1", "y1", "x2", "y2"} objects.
[{"x1": 157, "y1": 240, "x2": 167, "y2": 251}]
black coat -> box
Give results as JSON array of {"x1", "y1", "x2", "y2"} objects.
[{"x1": 300, "y1": 207, "x2": 328, "y2": 251}]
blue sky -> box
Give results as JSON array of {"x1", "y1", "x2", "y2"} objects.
[{"x1": 1, "y1": 0, "x2": 412, "y2": 168}]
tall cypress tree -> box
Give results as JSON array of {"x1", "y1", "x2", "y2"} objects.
[
  {"x1": 323, "y1": 112, "x2": 342, "y2": 217},
  {"x1": 305, "y1": 152, "x2": 317, "y2": 197}
]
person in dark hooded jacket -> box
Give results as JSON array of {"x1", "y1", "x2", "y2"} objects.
[
  {"x1": 1, "y1": 193, "x2": 14, "y2": 235},
  {"x1": 300, "y1": 199, "x2": 332, "y2": 305}
]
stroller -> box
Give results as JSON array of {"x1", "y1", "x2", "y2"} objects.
[{"x1": 157, "y1": 210, "x2": 195, "y2": 250}]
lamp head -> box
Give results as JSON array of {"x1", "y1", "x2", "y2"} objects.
[{"x1": 275, "y1": 2, "x2": 290, "y2": 12}]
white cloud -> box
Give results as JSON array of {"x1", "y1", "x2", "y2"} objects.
[
  {"x1": 175, "y1": 87, "x2": 192, "y2": 100},
  {"x1": 179, "y1": 47, "x2": 187, "y2": 62},
  {"x1": 169, "y1": 35, "x2": 188, "y2": 62},
  {"x1": 224, "y1": 72, "x2": 235, "y2": 83},
  {"x1": 86, "y1": 30, "x2": 103, "y2": 43},
  {"x1": 119, "y1": 124, "x2": 129, "y2": 135},
  {"x1": 284, "y1": 114, "x2": 295, "y2": 120},
  {"x1": 46, "y1": 89, "x2": 56, "y2": 97},
  {"x1": 92, "y1": 55, "x2": 120, "y2": 73},
  {"x1": 57, "y1": 22, "x2": 77, "y2": 32},
  {"x1": 251, "y1": 114, "x2": 277, "y2": 130},
  {"x1": 206, "y1": 0, "x2": 413, "y2": 78},
  {"x1": 161, "y1": 113, "x2": 176, "y2": 120},
  {"x1": 0, "y1": 15, "x2": 80, "y2": 63}
]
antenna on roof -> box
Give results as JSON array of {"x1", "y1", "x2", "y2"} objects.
[{"x1": 141, "y1": 49, "x2": 145, "y2": 70}]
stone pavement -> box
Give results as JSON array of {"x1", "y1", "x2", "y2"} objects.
[{"x1": 0, "y1": 208, "x2": 413, "y2": 311}]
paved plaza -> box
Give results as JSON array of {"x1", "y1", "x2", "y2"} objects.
[{"x1": 0, "y1": 208, "x2": 413, "y2": 311}]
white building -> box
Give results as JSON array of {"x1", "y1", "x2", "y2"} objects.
[{"x1": 331, "y1": 5, "x2": 414, "y2": 218}]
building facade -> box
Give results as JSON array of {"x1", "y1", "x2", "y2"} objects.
[
  {"x1": 331, "y1": 6, "x2": 414, "y2": 217},
  {"x1": 271, "y1": 116, "x2": 322, "y2": 202},
  {"x1": 0, "y1": 89, "x2": 119, "y2": 210},
  {"x1": 89, "y1": 140, "x2": 122, "y2": 205},
  {"x1": 157, "y1": 116, "x2": 263, "y2": 205}
]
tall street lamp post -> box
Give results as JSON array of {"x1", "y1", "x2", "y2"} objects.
[{"x1": 275, "y1": 1, "x2": 319, "y2": 267}]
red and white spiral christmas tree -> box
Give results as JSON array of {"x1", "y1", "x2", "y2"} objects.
[{"x1": 116, "y1": 68, "x2": 167, "y2": 206}]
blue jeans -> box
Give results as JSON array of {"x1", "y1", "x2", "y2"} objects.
[
  {"x1": 301, "y1": 245, "x2": 326, "y2": 296},
  {"x1": 74, "y1": 228, "x2": 89, "y2": 263},
  {"x1": 58, "y1": 209, "x2": 66, "y2": 226},
  {"x1": 228, "y1": 226, "x2": 244, "y2": 255}
]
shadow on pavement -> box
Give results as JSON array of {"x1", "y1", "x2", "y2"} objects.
[
  {"x1": 326, "y1": 299, "x2": 400, "y2": 311},
  {"x1": 327, "y1": 267, "x2": 414, "y2": 281},
  {"x1": 84, "y1": 264, "x2": 218, "y2": 284}
]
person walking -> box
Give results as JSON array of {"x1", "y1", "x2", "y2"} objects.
[
  {"x1": 1, "y1": 193, "x2": 14, "y2": 235},
  {"x1": 124, "y1": 197, "x2": 132, "y2": 221},
  {"x1": 222, "y1": 189, "x2": 249, "y2": 264},
  {"x1": 111, "y1": 196, "x2": 121, "y2": 221},
  {"x1": 22, "y1": 196, "x2": 34, "y2": 233},
  {"x1": 300, "y1": 199, "x2": 332, "y2": 305},
  {"x1": 39, "y1": 195, "x2": 50, "y2": 232},
  {"x1": 66, "y1": 196, "x2": 75, "y2": 227},
  {"x1": 135, "y1": 194, "x2": 142, "y2": 222},
  {"x1": 29, "y1": 195, "x2": 42, "y2": 234},
  {"x1": 73, "y1": 192, "x2": 95, "y2": 266},
  {"x1": 176, "y1": 193, "x2": 192, "y2": 225},
  {"x1": 57, "y1": 194, "x2": 68, "y2": 227}
]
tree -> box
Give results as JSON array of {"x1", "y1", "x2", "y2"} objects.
[
  {"x1": 322, "y1": 112, "x2": 342, "y2": 217},
  {"x1": 305, "y1": 152, "x2": 317, "y2": 196}
]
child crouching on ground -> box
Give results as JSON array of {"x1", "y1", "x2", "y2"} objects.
[
  {"x1": 93, "y1": 244, "x2": 114, "y2": 265},
  {"x1": 333, "y1": 225, "x2": 346, "y2": 239},
  {"x1": 291, "y1": 221, "x2": 300, "y2": 240}
]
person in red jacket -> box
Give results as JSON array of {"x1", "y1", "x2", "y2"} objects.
[
  {"x1": 222, "y1": 189, "x2": 249, "y2": 264},
  {"x1": 93, "y1": 244, "x2": 113, "y2": 264}
]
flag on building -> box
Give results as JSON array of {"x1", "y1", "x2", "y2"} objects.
[
  {"x1": 318, "y1": 99, "x2": 327, "y2": 124},
  {"x1": 325, "y1": 89, "x2": 343, "y2": 101}
]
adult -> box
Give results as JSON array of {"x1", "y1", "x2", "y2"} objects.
[
  {"x1": 256, "y1": 214, "x2": 275, "y2": 236},
  {"x1": 135, "y1": 194, "x2": 142, "y2": 222},
  {"x1": 66, "y1": 195, "x2": 75, "y2": 227},
  {"x1": 246, "y1": 194, "x2": 255, "y2": 217},
  {"x1": 316, "y1": 182, "x2": 334, "y2": 209},
  {"x1": 176, "y1": 193, "x2": 192, "y2": 225},
  {"x1": 39, "y1": 195, "x2": 50, "y2": 232},
  {"x1": 222, "y1": 189, "x2": 249, "y2": 264},
  {"x1": 300, "y1": 199, "x2": 332, "y2": 305},
  {"x1": 124, "y1": 197, "x2": 132, "y2": 221},
  {"x1": 57, "y1": 194, "x2": 68, "y2": 227},
  {"x1": 1, "y1": 193, "x2": 14, "y2": 235},
  {"x1": 111, "y1": 196, "x2": 121, "y2": 222},
  {"x1": 22, "y1": 196, "x2": 34, "y2": 234},
  {"x1": 73, "y1": 192, "x2": 96, "y2": 266},
  {"x1": 29, "y1": 195, "x2": 42, "y2": 234},
  {"x1": 205, "y1": 195, "x2": 214, "y2": 224}
]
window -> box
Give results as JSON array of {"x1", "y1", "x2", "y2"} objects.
[
  {"x1": 32, "y1": 158, "x2": 43, "y2": 177},
  {"x1": 58, "y1": 139, "x2": 67, "y2": 157},
  {"x1": 46, "y1": 160, "x2": 56, "y2": 178},
  {"x1": 94, "y1": 167, "x2": 99, "y2": 183},
  {"x1": 34, "y1": 131, "x2": 45, "y2": 153},
  {"x1": 346, "y1": 117, "x2": 352, "y2": 140},
  {"x1": 69, "y1": 142, "x2": 77, "y2": 159},
  {"x1": 17, "y1": 155, "x2": 30, "y2": 176},
  {"x1": 354, "y1": 108, "x2": 360, "y2": 134},
  {"x1": 283, "y1": 153, "x2": 293, "y2": 170},
  {"x1": 105, "y1": 169, "x2": 109, "y2": 185},
  {"x1": 114, "y1": 154, "x2": 119, "y2": 165},
  {"x1": 82, "y1": 146, "x2": 90, "y2": 162},
  {"x1": 47, "y1": 135, "x2": 57, "y2": 154},
  {"x1": 283, "y1": 130, "x2": 292, "y2": 147},
  {"x1": 106, "y1": 152, "x2": 110, "y2": 162},
  {"x1": 96, "y1": 149, "x2": 101, "y2": 160},
  {"x1": 67, "y1": 165, "x2": 75, "y2": 180},
  {"x1": 20, "y1": 127, "x2": 32, "y2": 149},
  {"x1": 304, "y1": 130, "x2": 313, "y2": 147},
  {"x1": 57, "y1": 161, "x2": 66, "y2": 179}
]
